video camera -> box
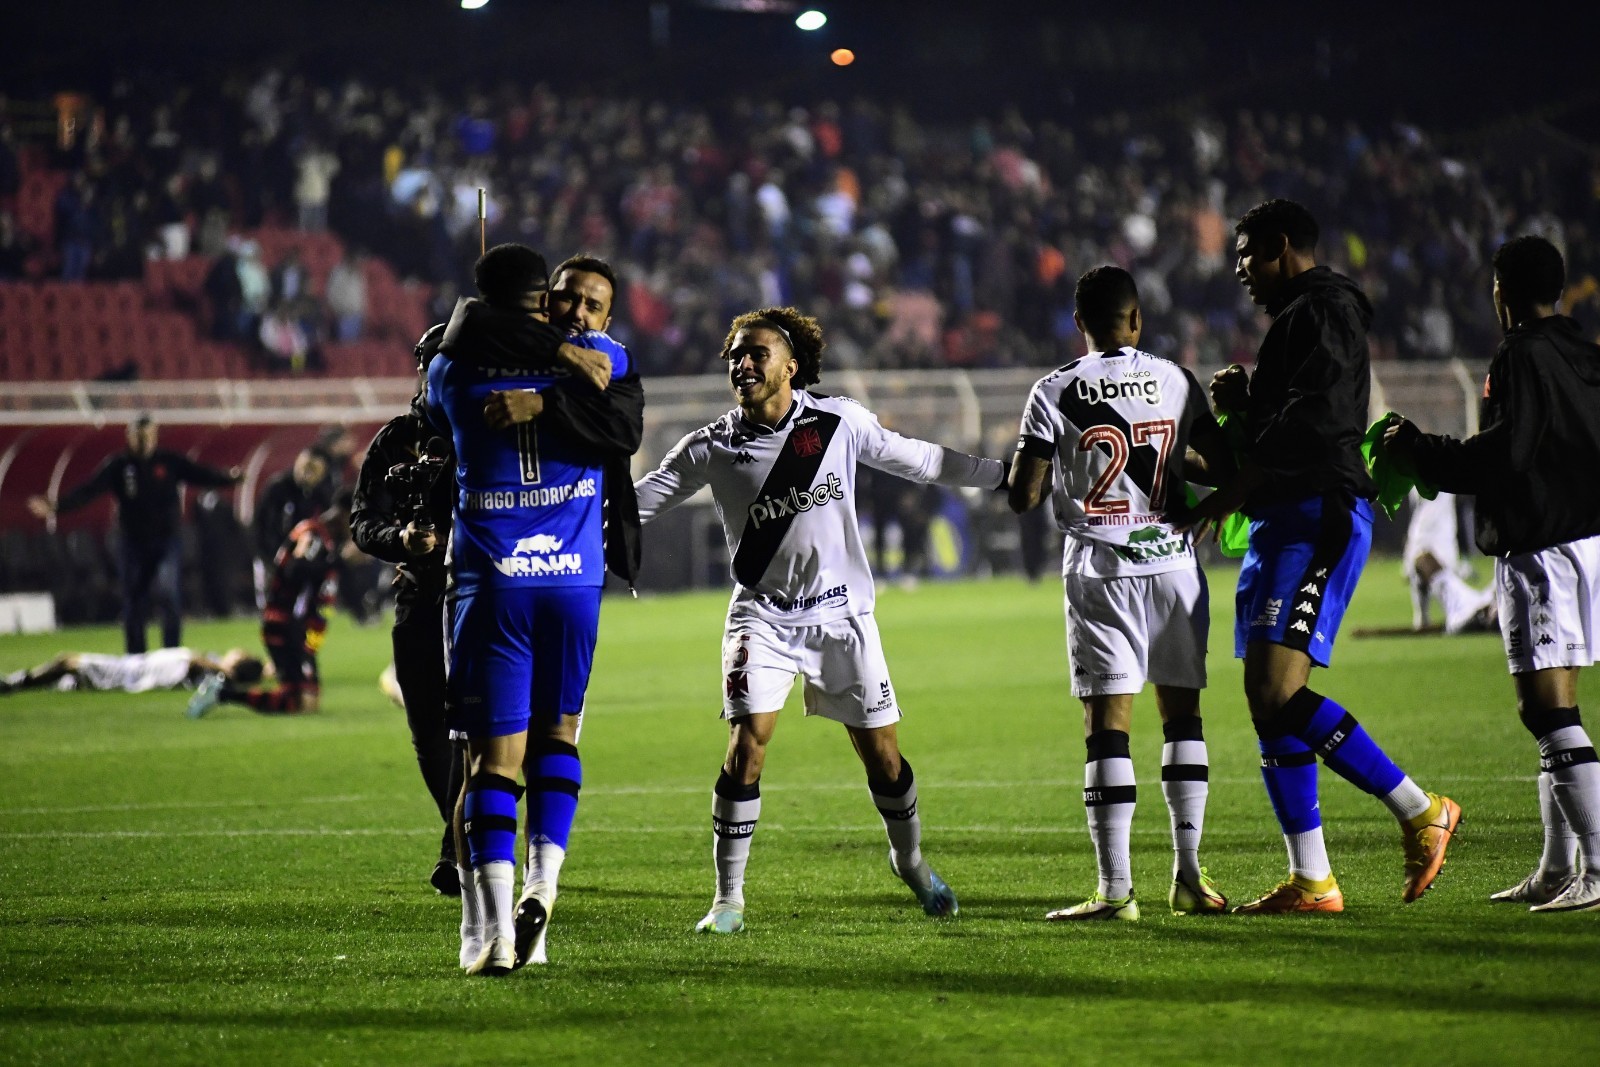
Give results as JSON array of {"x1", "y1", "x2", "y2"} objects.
[{"x1": 385, "y1": 438, "x2": 449, "y2": 533}]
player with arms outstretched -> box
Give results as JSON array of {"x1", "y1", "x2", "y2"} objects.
[
  {"x1": 635, "y1": 306, "x2": 1008, "y2": 934},
  {"x1": 1009, "y1": 266, "x2": 1236, "y2": 920}
]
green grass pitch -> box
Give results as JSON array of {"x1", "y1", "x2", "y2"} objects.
[{"x1": 2, "y1": 564, "x2": 1597, "y2": 1065}]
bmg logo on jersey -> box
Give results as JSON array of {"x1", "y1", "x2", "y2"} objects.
[
  {"x1": 1074, "y1": 375, "x2": 1163, "y2": 406},
  {"x1": 492, "y1": 532, "x2": 584, "y2": 577},
  {"x1": 747, "y1": 472, "x2": 845, "y2": 529}
]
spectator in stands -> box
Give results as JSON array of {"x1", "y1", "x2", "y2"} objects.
[
  {"x1": 326, "y1": 250, "x2": 367, "y2": 341},
  {"x1": 54, "y1": 171, "x2": 97, "y2": 281},
  {"x1": 27, "y1": 414, "x2": 241, "y2": 654},
  {"x1": 236, "y1": 240, "x2": 271, "y2": 338},
  {"x1": 294, "y1": 141, "x2": 340, "y2": 232},
  {"x1": 0, "y1": 211, "x2": 30, "y2": 278}
]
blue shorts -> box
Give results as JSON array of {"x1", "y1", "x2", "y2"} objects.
[
  {"x1": 1234, "y1": 495, "x2": 1372, "y2": 667},
  {"x1": 447, "y1": 585, "x2": 601, "y2": 738}
]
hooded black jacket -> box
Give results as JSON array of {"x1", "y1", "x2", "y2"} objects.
[
  {"x1": 1410, "y1": 315, "x2": 1600, "y2": 556},
  {"x1": 436, "y1": 298, "x2": 644, "y2": 586},
  {"x1": 1241, "y1": 266, "x2": 1379, "y2": 511},
  {"x1": 351, "y1": 405, "x2": 456, "y2": 604}
]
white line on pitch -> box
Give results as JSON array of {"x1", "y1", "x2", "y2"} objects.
[
  {"x1": 0, "y1": 773, "x2": 1535, "y2": 818},
  {"x1": 0, "y1": 824, "x2": 1108, "y2": 840}
]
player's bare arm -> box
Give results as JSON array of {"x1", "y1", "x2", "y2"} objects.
[
  {"x1": 484, "y1": 388, "x2": 544, "y2": 429},
  {"x1": 1182, "y1": 418, "x2": 1238, "y2": 488},
  {"x1": 1006, "y1": 453, "x2": 1052, "y2": 514},
  {"x1": 555, "y1": 342, "x2": 612, "y2": 391}
]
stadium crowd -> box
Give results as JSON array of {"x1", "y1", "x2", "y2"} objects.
[{"x1": 4, "y1": 69, "x2": 1597, "y2": 377}]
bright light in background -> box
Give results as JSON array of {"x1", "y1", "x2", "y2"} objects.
[
  {"x1": 461, "y1": 0, "x2": 489, "y2": 9},
  {"x1": 830, "y1": 48, "x2": 854, "y2": 66},
  {"x1": 795, "y1": 9, "x2": 827, "y2": 31}
]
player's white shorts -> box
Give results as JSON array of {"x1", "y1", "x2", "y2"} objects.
[
  {"x1": 1496, "y1": 534, "x2": 1600, "y2": 674},
  {"x1": 721, "y1": 611, "x2": 900, "y2": 729},
  {"x1": 1064, "y1": 567, "x2": 1207, "y2": 697}
]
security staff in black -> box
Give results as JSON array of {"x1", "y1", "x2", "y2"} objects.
[
  {"x1": 30, "y1": 414, "x2": 240, "y2": 653},
  {"x1": 1385, "y1": 235, "x2": 1600, "y2": 911},
  {"x1": 351, "y1": 324, "x2": 462, "y2": 896}
]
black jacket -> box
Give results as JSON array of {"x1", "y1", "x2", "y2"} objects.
[
  {"x1": 1241, "y1": 267, "x2": 1378, "y2": 511},
  {"x1": 57, "y1": 447, "x2": 236, "y2": 545},
  {"x1": 1411, "y1": 315, "x2": 1600, "y2": 556},
  {"x1": 351, "y1": 406, "x2": 456, "y2": 603},
  {"x1": 437, "y1": 298, "x2": 645, "y2": 585},
  {"x1": 253, "y1": 471, "x2": 329, "y2": 562}
]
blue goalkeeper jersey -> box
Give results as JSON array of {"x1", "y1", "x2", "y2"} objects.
[{"x1": 427, "y1": 329, "x2": 630, "y2": 594}]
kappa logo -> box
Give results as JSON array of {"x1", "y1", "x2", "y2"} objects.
[
  {"x1": 1291, "y1": 619, "x2": 1311, "y2": 634},
  {"x1": 1300, "y1": 582, "x2": 1320, "y2": 595},
  {"x1": 1538, "y1": 634, "x2": 1555, "y2": 646},
  {"x1": 791, "y1": 427, "x2": 824, "y2": 457},
  {"x1": 1175, "y1": 821, "x2": 1197, "y2": 831},
  {"x1": 1315, "y1": 568, "x2": 1329, "y2": 579},
  {"x1": 1295, "y1": 600, "x2": 1315, "y2": 614},
  {"x1": 732, "y1": 451, "x2": 757, "y2": 465}
]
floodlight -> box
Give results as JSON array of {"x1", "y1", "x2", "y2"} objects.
[
  {"x1": 796, "y1": 10, "x2": 827, "y2": 31},
  {"x1": 461, "y1": 0, "x2": 489, "y2": 9},
  {"x1": 830, "y1": 48, "x2": 854, "y2": 66}
]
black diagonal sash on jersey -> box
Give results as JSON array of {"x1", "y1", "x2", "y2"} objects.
[{"x1": 732, "y1": 409, "x2": 844, "y2": 588}]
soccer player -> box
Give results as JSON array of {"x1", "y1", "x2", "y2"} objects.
[
  {"x1": 634, "y1": 306, "x2": 1006, "y2": 934},
  {"x1": 427, "y1": 244, "x2": 636, "y2": 975},
  {"x1": 1402, "y1": 490, "x2": 1495, "y2": 634},
  {"x1": 1008, "y1": 266, "x2": 1236, "y2": 920},
  {"x1": 351, "y1": 323, "x2": 462, "y2": 896},
  {"x1": 1385, "y1": 235, "x2": 1600, "y2": 912},
  {"x1": 1, "y1": 647, "x2": 263, "y2": 696},
  {"x1": 186, "y1": 491, "x2": 353, "y2": 718},
  {"x1": 1179, "y1": 199, "x2": 1459, "y2": 913},
  {"x1": 28, "y1": 414, "x2": 241, "y2": 654}
]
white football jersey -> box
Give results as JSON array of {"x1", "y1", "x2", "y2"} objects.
[
  {"x1": 636, "y1": 390, "x2": 1004, "y2": 626},
  {"x1": 72, "y1": 648, "x2": 197, "y2": 692},
  {"x1": 1018, "y1": 347, "x2": 1215, "y2": 578}
]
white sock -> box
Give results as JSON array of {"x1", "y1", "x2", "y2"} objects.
[
  {"x1": 1161, "y1": 737, "x2": 1208, "y2": 882},
  {"x1": 870, "y1": 762, "x2": 924, "y2": 878},
  {"x1": 1084, "y1": 733, "x2": 1136, "y2": 900},
  {"x1": 1539, "y1": 723, "x2": 1600, "y2": 868},
  {"x1": 474, "y1": 861, "x2": 516, "y2": 945},
  {"x1": 1286, "y1": 828, "x2": 1332, "y2": 881},
  {"x1": 1380, "y1": 776, "x2": 1433, "y2": 822},
  {"x1": 525, "y1": 840, "x2": 566, "y2": 903},
  {"x1": 1536, "y1": 771, "x2": 1577, "y2": 876},
  {"x1": 711, "y1": 781, "x2": 760, "y2": 908},
  {"x1": 457, "y1": 863, "x2": 482, "y2": 968}
]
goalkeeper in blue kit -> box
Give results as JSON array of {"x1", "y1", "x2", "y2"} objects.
[{"x1": 426, "y1": 244, "x2": 639, "y2": 974}]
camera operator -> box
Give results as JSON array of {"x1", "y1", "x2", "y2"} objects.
[{"x1": 351, "y1": 324, "x2": 461, "y2": 896}]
